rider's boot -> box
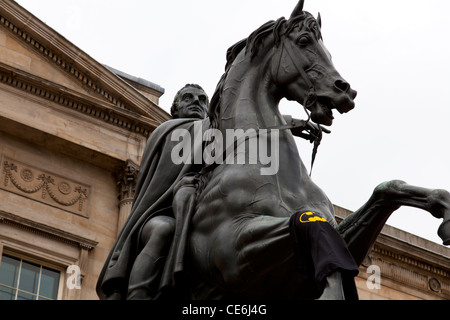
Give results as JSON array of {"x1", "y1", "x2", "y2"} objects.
[{"x1": 127, "y1": 253, "x2": 165, "y2": 300}]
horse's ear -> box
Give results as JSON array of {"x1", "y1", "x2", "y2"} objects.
[
  {"x1": 317, "y1": 12, "x2": 322, "y2": 28},
  {"x1": 290, "y1": 0, "x2": 305, "y2": 19}
]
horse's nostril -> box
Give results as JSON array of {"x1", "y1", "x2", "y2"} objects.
[{"x1": 334, "y1": 79, "x2": 350, "y2": 93}]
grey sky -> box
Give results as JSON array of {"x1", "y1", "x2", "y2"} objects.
[{"x1": 15, "y1": 0, "x2": 450, "y2": 245}]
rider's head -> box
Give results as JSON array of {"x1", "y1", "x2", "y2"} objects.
[{"x1": 171, "y1": 84, "x2": 209, "y2": 119}]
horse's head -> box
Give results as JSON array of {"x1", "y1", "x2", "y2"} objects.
[
  {"x1": 272, "y1": 1, "x2": 357, "y2": 126},
  {"x1": 208, "y1": 0, "x2": 357, "y2": 130}
]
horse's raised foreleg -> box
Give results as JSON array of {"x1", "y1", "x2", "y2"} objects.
[{"x1": 338, "y1": 180, "x2": 450, "y2": 266}]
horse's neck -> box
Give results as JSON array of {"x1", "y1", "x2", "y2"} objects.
[
  {"x1": 216, "y1": 51, "x2": 308, "y2": 175},
  {"x1": 219, "y1": 58, "x2": 285, "y2": 132}
]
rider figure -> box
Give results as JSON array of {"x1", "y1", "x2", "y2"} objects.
[{"x1": 126, "y1": 84, "x2": 208, "y2": 300}]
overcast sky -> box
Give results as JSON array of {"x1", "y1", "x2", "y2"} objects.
[{"x1": 15, "y1": 0, "x2": 450, "y2": 246}]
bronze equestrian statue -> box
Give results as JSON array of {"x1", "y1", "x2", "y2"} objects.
[{"x1": 97, "y1": 0, "x2": 450, "y2": 300}]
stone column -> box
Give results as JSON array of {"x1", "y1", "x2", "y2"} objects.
[
  {"x1": 116, "y1": 160, "x2": 139, "y2": 234},
  {"x1": 65, "y1": 246, "x2": 89, "y2": 300}
]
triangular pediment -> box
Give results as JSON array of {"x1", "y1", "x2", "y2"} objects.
[
  {"x1": 0, "y1": 27, "x2": 97, "y2": 99},
  {"x1": 0, "y1": 0, "x2": 170, "y2": 133}
]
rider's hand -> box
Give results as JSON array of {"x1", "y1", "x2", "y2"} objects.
[{"x1": 290, "y1": 118, "x2": 330, "y2": 142}]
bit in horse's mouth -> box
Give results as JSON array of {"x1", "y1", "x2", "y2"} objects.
[
  {"x1": 317, "y1": 97, "x2": 335, "y2": 120},
  {"x1": 323, "y1": 104, "x2": 334, "y2": 119}
]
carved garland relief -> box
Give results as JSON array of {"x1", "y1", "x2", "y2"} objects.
[{"x1": 1, "y1": 157, "x2": 90, "y2": 217}]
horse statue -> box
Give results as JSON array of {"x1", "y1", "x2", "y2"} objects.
[
  {"x1": 176, "y1": 0, "x2": 450, "y2": 300},
  {"x1": 97, "y1": 0, "x2": 450, "y2": 301}
]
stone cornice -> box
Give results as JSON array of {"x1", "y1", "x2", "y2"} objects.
[
  {"x1": 375, "y1": 230, "x2": 450, "y2": 274},
  {"x1": 367, "y1": 239, "x2": 450, "y2": 298},
  {"x1": 0, "y1": 61, "x2": 160, "y2": 137},
  {"x1": 369, "y1": 244, "x2": 450, "y2": 298},
  {"x1": 372, "y1": 243, "x2": 450, "y2": 279},
  {"x1": 0, "y1": 210, "x2": 98, "y2": 250},
  {"x1": 0, "y1": 0, "x2": 171, "y2": 125}
]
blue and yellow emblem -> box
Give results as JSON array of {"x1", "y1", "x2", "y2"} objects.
[{"x1": 299, "y1": 211, "x2": 327, "y2": 223}]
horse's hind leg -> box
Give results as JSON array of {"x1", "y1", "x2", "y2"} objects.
[{"x1": 338, "y1": 180, "x2": 450, "y2": 266}]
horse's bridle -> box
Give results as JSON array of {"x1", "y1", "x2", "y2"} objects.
[
  {"x1": 273, "y1": 34, "x2": 319, "y2": 118},
  {"x1": 271, "y1": 34, "x2": 323, "y2": 174}
]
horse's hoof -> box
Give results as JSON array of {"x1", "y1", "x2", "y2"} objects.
[{"x1": 438, "y1": 218, "x2": 450, "y2": 246}]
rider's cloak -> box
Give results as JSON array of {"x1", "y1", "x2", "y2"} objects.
[{"x1": 96, "y1": 118, "x2": 207, "y2": 299}]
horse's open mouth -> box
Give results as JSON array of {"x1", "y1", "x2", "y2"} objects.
[
  {"x1": 309, "y1": 97, "x2": 336, "y2": 125},
  {"x1": 321, "y1": 100, "x2": 335, "y2": 119},
  {"x1": 310, "y1": 95, "x2": 355, "y2": 125}
]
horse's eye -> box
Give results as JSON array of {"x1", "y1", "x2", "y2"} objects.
[
  {"x1": 297, "y1": 35, "x2": 310, "y2": 46},
  {"x1": 307, "y1": 69, "x2": 322, "y2": 80}
]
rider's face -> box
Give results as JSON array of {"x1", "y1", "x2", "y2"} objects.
[{"x1": 176, "y1": 87, "x2": 208, "y2": 119}]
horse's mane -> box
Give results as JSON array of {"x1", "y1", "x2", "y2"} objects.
[
  {"x1": 207, "y1": 11, "x2": 321, "y2": 131},
  {"x1": 207, "y1": 19, "x2": 282, "y2": 131}
]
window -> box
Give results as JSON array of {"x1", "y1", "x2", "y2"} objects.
[{"x1": 0, "y1": 254, "x2": 61, "y2": 300}]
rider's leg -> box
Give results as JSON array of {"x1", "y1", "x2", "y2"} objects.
[{"x1": 127, "y1": 215, "x2": 175, "y2": 300}]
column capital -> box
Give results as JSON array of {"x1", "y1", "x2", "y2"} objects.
[{"x1": 116, "y1": 159, "x2": 139, "y2": 205}]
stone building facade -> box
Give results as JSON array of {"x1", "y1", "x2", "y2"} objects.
[
  {"x1": 0, "y1": 0, "x2": 448, "y2": 300},
  {"x1": 0, "y1": 0, "x2": 169, "y2": 300}
]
